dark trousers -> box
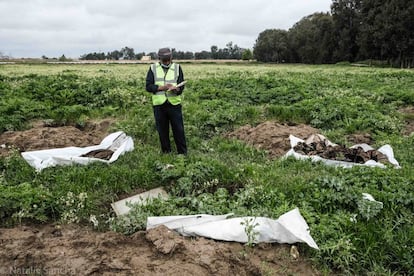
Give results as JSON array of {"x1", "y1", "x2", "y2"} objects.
[{"x1": 153, "y1": 101, "x2": 187, "y2": 154}]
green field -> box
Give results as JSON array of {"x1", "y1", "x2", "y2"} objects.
[{"x1": 1, "y1": 63, "x2": 413, "y2": 274}]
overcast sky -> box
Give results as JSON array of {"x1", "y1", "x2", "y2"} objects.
[{"x1": 0, "y1": 0, "x2": 332, "y2": 58}]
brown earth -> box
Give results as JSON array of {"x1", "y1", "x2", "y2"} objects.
[
  {"x1": 346, "y1": 133, "x2": 373, "y2": 145},
  {"x1": 226, "y1": 121, "x2": 386, "y2": 163},
  {"x1": 226, "y1": 121, "x2": 320, "y2": 158},
  {"x1": 80, "y1": 149, "x2": 114, "y2": 160},
  {"x1": 0, "y1": 119, "x2": 114, "y2": 157},
  {"x1": 0, "y1": 224, "x2": 320, "y2": 276},
  {"x1": 400, "y1": 106, "x2": 414, "y2": 136}
]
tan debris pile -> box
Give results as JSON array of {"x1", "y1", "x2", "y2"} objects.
[{"x1": 293, "y1": 134, "x2": 389, "y2": 164}]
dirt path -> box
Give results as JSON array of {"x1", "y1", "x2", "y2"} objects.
[{"x1": 0, "y1": 224, "x2": 319, "y2": 275}]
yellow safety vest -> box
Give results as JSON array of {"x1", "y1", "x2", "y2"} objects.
[{"x1": 151, "y1": 62, "x2": 182, "y2": 106}]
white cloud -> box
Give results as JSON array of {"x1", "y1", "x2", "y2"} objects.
[{"x1": 0, "y1": 0, "x2": 332, "y2": 58}]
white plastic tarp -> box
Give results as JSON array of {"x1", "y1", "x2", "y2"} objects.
[
  {"x1": 284, "y1": 134, "x2": 400, "y2": 168},
  {"x1": 111, "y1": 187, "x2": 169, "y2": 216},
  {"x1": 21, "y1": 131, "x2": 134, "y2": 171},
  {"x1": 147, "y1": 208, "x2": 319, "y2": 249}
]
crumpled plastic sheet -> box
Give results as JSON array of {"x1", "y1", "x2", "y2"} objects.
[
  {"x1": 284, "y1": 134, "x2": 400, "y2": 168},
  {"x1": 21, "y1": 131, "x2": 134, "y2": 171},
  {"x1": 147, "y1": 208, "x2": 319, "y2": 249}
]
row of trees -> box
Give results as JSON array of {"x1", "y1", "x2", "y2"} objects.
[
  {"x1": 253, "y1": 0, "x2": 414, "y2": 67},
  {"x1": 79, "y1": 42, "x2": 253, "y2": 61},
  {"x1": 31, "y1": 0, "x2": 412, "y2": 67},
  {"x1": 79, "y1": 47, "x2": 146, "y2": 60}
]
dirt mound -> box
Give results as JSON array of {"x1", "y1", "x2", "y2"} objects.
[
  {"x1": 226, "y1": 121, "x2": 319, "y2": 158},
  {"x1": 0, "y1": 119, "x2": 113, "y2": 157},
  {"x1": 400, "y1": 106, "x2": 414, "y2": 136},
  {"x1": 0, "y1": 224, "x2": 319, "y2": 275}
]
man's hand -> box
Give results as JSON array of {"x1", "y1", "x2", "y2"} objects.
[
  {"x1": 158, "y1": 85, "x2": 169, "y2": 91},
  {"x1": 158, "y1": 84, "x2": 177, "y2": 91},
  {"x1": 167, "y1": 86, "x2": 178, "y2": 91},
  {"x1": 166, "y1": 83, "x2": 179, "y2": 91}
]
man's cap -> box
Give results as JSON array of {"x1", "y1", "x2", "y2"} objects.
[{"x1": 158, "y1": 47, "x2": 172, "y2": 59}]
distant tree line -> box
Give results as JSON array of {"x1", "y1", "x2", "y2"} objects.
[
  {"x1": 253, "y1": 0, "x2": 414, "y2": 68},
  {"x1": 73, "y1": 0, "x2": 413, "y2": 67},
  {"x1": 79, "y1": 42, "x2": 254, "y2": 61},
  {"x1": 79, "y1": 47, "x2": 146, "y2": 60}
]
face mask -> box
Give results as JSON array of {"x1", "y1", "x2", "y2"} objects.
[{"x1": 160, "y1": 63, "x2": 171, "y2": 69}]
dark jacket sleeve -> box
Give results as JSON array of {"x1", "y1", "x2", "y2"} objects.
[
  {"x1": 176, "y1": 65, "x2": 185, "y2": 95},
  {"x1": 145, "y1": 66, "x2": 158, "y2": 93}
]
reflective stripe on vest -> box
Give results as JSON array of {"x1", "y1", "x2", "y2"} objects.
[{"x1": 151, "y1": 63, "x2": 182, "y2": 106}]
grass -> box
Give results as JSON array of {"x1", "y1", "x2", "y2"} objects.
[{"x1": 0, "y1": 63, "x2": 413, "y2": 274}]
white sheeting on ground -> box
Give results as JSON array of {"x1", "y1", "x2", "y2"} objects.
[
  {"x1": 21, "y1": 131, "x2": 134, "y2": 171},
  {"x1": 147, "y1": 208, "x2": 319, "y2": 249},
  {"x1": 111, "y1": 187, "x2": 169, "y2": 216},
  {"x1": 284, "y1": 134, "x2": 400, "y2": 168}
]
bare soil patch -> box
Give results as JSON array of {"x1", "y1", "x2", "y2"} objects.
[
  {"x1": 226, "y1": 121, "x2": 320, "y2": 158},
  {"x1": 0, "y1": 224, "x2": 319, "y2": 275},
  {"x1": 0, "y1": 119, "x2": 114, "y2": 157},
  {"x1": 399, "y1": 106, "x2": 414, "y2": 136},
  {"x1": 226, "y1": 121, "x2": 386, "y2": 164}
]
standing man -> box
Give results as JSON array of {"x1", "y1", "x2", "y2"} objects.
[{"x1": 145, "y1": 47, "x2": 187, "y2": 154}]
